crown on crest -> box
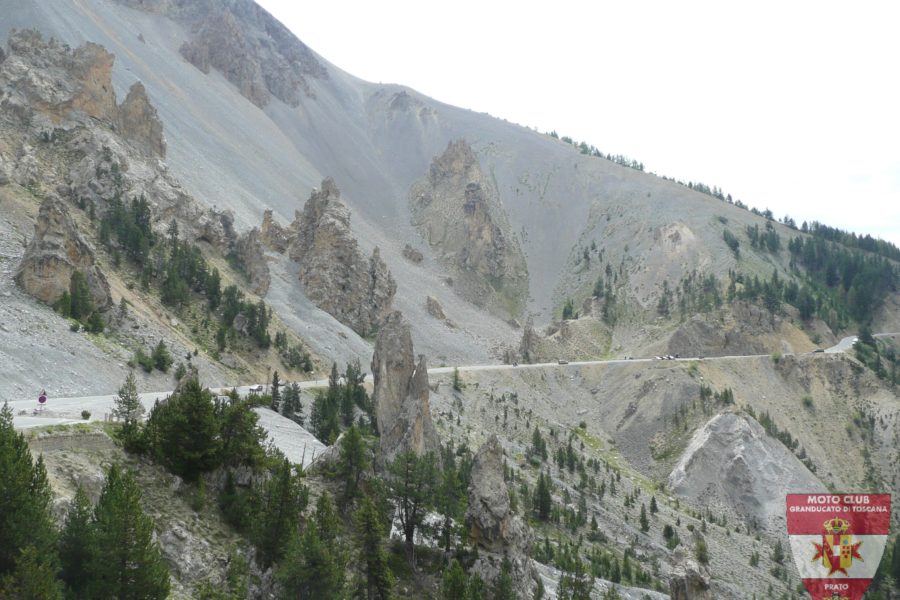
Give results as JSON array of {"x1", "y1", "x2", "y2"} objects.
[{"x1": 823, "y1": 516, "x2": 850, "y2": 534}]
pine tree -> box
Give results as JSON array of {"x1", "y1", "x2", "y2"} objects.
[
  {"x1": 254, "y1": 458, "x2": 308, "y2": 568},
  {"x1": 355, "y1": 494, "x2": 392, "y2": 600},
  {"x1": 113, "y1": 371, "x2": 144, "y2": 449},
  {"x1": 452, "y1": 367, "x2": 463, "y2": 392},
  {"x1": 695, "y1": 539, "x2": 710, "y2": 565},
  {"x1": 441, "y1": 559, "x2": 467, "y2": 599},
  {"x1": 59, "y1": 486, "x2": 93, "y2": 597},
  {"x1": 151, "y1": 340, "x2": 172, "y2": 372},
  {"x1": 338, "y1": 424, "x2": 368, "y2": 503},
  {"x1": 0, "y1": 403, "x2": 58, "y2": 578},
  {"x1": 467, "y1": 573, "x2": 485, "y2": 599},
  {"x1": 88, "y1": 465, "x2": 170, "y2": 599},
  {"x1": 492, "y1": 557, "x2": 515, "y2": 600},
  {"x1": 0, "y1": 545, "x2": 63, "y2": 600},
  {"x1": 270, "y1": 370, "x2": 281, "y2": 412},
  {"x1": 145, "y1": 377, "x2": 220, "y2": 481},
  {"x1": 534, "y1": 471, "x2": 552, "y2": 521},
  {"x1": 278, "y1": 493, "x2": 343, "y2": 597},
  {"x1": 68, "y1": 271, "x2": 93, "y2": 322},
  {"x1": 639, "y1": 503, "x2": 649, "y2": 532},
  {"x1": 387, "y1": 450, "x2": 438, "y2": 567},
  {"x1": 216, "y1": 396, "x2": 266, "y2": 470},
  {"x1": 649, "y1": 495, "x2": 658, "y2": 514}
]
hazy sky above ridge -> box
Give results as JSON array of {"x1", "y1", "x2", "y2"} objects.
[{"x1": 257, "y1": 0, "x2": 900, "y2": 246}]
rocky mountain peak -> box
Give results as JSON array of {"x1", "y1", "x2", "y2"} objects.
[
  {"x1": 116, "y1": 0, "x2": 327, "y2": 108},
  {"x1": 371, "y1": 311, "x2": 439, "y2": 463},
  {"x1": 15, "y1": 197, "x2": 112, "y2": 311}
]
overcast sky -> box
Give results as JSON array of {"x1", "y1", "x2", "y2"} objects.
[{"x1": 256, "y1": 0, "x2": 900, "y2": 245}]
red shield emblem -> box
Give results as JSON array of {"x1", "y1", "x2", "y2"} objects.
[{"x1": 787, "y1": 494, "x2": 891, "y2": 600}]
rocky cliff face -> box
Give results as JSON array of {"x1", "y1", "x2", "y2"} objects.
[
  {"x1": 268, "y1": 178, "x2": 396, "y2": 337},
  {"x1": 0, "y1": 30, "x2": 116, "y2": 124},
  {"x1": 410, "y1": 140, "x2": 528, "y2": 318},
  {"x1": 371, "y1": 311, "x2": 439, "y2": 463},
  {"x1": 0, "y1": 30, "x2": 236, "y2": 252},
  {"x1": 114, "y1": 0, "x2": 327, "y2": 108},
  {"x1": 668, "y1": 412, "x2": 826, "y2": 531},
  {"x1": 466, "y1": 435, "x2": 537, "y2": 598},
  {"x1": 15, "y1": 197, "x2": 112, "y2": 310}
]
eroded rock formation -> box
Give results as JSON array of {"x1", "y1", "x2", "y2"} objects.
[
  {"x1": 466, "y1": 435, "x2": 537, "y2": 598},
  {"x1": 117, "y1": 82, "x2": 166, "y2": 157},
  {"x1": 409, "y1": 139, "x2": 527, "y2": 318},
  {"x1": 262, "y1": 179, "x2": 395, "y2": 337},
  {"x1": 15, "y1": 197, "x2": 112, "y2": 310},
  {"x1": 231, "y1": 228, "x2": 270, "y2": 295},
  {"x1": 371, "y1": 311, "x2": 438, "y2": 464}
]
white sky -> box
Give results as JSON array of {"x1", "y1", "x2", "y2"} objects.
[{"x1": 256, "y1": 0, "x2": 900, "y2": 246}]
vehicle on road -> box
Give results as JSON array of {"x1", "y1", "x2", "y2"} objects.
[
  {"x1": 813, "y1": 348, "x2": 825, "y2": 353},
  {"x1": 250, "y1": 384, "x2": 264, "y2": 392},
  {"x1": 558, "y1": 359, "x2": 569, "y2": 365}
]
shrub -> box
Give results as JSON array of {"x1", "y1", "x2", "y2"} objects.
[{"x1": 81, "y1": 410, "x2": 91, "y2": 420}]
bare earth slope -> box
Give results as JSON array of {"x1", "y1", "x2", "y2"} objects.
[{"x1": 3, "y1": 0, "x2": 872, "y2": 369}]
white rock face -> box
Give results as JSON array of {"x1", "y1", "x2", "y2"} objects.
[{"x1": 668, "y1": 412, "x2": 826, "y2": 530}]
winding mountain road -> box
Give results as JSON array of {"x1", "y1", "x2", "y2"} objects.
[{"x1": 9, "y1": 333, "x2": 893, "y2": 464}]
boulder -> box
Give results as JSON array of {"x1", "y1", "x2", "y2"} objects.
[
  {"x1": 371, "y1": 311, "x2": 439, "y2": 463},
  {"x1": 425, "y1": 295, "x2": 446, "y2": 320},
  {"x1": 669, "y1": 550, "x2": 712, "y2": 600},
  {"x1": 402, "y1": 243, "x2": 423, "y2": 263},
  {"x1": 15, "y1": 197, "x2": 112, "y2": 311}
]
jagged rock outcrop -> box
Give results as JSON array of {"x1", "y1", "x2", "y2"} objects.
[
  {"x1": 0, "y1": 30, "x2": 117, "y2": 124},
  {"x1": 410, "y1": 139, "x2": 527, "y2": 317},
  {"x1": 668, "y1": 412, "x2": 826, "y2": 531},
  {"x1": 669, "y1": 550, "x2": 713, "y2": 600},
  {"x1": 231, "y1": 228, "x2": 270, "y2": 295},
  {"x1": 280, "y1": 179, "x2": 395, "y2": 337},
  {"x1": 15, "y1": 197, "x2": 112, "y2": 310},
  {"x1": 1, "y1": 31, "x2": 239, "y2": 254},
  {"x1": 259, "y1": 208, "x2": 290, "y2": 253},
  {"x1": 116, "y1": 82, "x2": 166, "y2": 157},
  {"x1": 114, "y1": 0, "x2": 327, "y2": 108},
  {"x1": 466, "y1": 435, "x2": 537, "y2": 598},
  {"x1": 371, "y1": 311, "x2": 439, "y2": 464}
]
